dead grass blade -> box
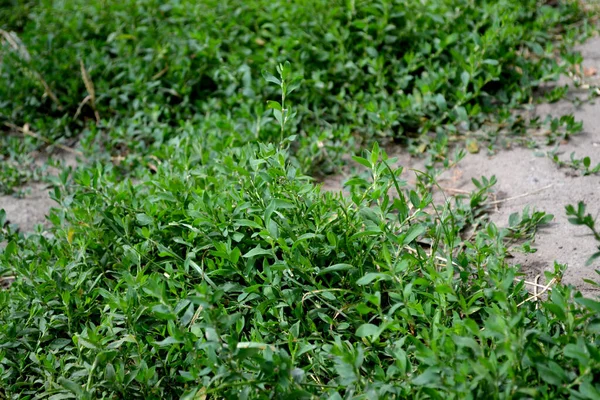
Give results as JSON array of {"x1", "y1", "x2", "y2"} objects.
[
  {"x1": 74, "y1": 94, "x2": 91, "y2": 121},
  {"x1": 517, "y1": 276, "x2": 558, "y2": 307},
  {"x1": 79, "y1": 59, "x2": 100, "y2": 124},
  {"x1": 0, "y1": 29, "x2": 30, "y2": 61}
]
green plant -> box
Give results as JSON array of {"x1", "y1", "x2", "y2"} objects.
[
  {"x1": 262, "y1": 61, "x2": 301, "y2": 142},
  {"x1": 566, "y1": 201, "x2": 600, "y2": 266},
  {"x1": 549, "y1": 150, "x2": 600, "y2": 176},
  {"x1": 0, "y1": 65, "x2": 597, "y2": 397},
  {"x1": 0, "y1": 0, "x2": 35, "y2": 32},
  {"x1": 2, "y1": 136, "x2": 600, "y2": 398},
  {"x1": 544, "y1": 84, "x2": 570, "y2": 103},
  {"x1": 1, "y1": 1, "x2": 600, "y2": 398},
  {"x1": 506, "y1": 206, "x2": 554, "y2": 241},
  {"x1": 0, "y1": 0, "x2": 593, "y2": 192}
]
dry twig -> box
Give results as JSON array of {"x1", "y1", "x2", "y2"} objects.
[
  {"x1": 487, "y1": 184, "x2": 553, "y2": 205},
  {"x1": 517, "y1": 277, "x2": 557, "y2": 307},
  {"x1": 152, "y1": 65, "x2": 169, "y2": 80}
]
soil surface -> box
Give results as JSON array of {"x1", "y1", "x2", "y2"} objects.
[
  {"x1": 0, "y1": 152, "x2": 77, "y2": 234},
  {"x1": 1, "y1": 38, "x2": 599, "y2": 296}
]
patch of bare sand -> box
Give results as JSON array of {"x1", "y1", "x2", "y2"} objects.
[
  {"x1": 0, "y1": 182, "x2": 56, "y2": 233},
  {"x1": 0, "y1": 151, "x2": 78, "y2": 234},
  {"x1": 321, "y1": 37, "x2": 600, "y2": 297}
]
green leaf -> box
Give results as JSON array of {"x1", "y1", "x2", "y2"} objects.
[
  {"x1": 321, "y1": 291, "x2": 336, "y2": 300},
  {"x1": 543, "y1": 303, "x2": 566, "y2": 321},
  {"x1": 586, "y1": 251, "x2": 600, "y2": 266},
  {"x1": 435, "y1": 284, "x2": 454, "y2": 294},
  {"x1": 536, "y1": 361, "x2": 567, "y2": 386},
  {"x1": 318, "y1": 263, "x2": 354, "y2": 275},
  {"x1": 452, "y1": 335, "x2": 479, "y2": 352},
  {"x1": 352, "y1": 156, "x2": 372, "y2": 169},
  {"x1": 409, "y1": 191, "x2": 420, "y2": 208},
  {"x1": 461, "y1": 71, "x2": 470, "y2": 86},
  {"x1": 483, "y1": 59, "x2": 499, "y2": 65},
  {"x1": 3, "y1": 241, "x2": 16, "y2": 257},
  {"x1": 105, "y1": 363, "x2": 116, "y2": 382},
  {"x1": 266, "y1": 100, "x2": 282, "y2": 111},
  {"x1": 563, "y1": 343, "x2": 589, "y2": 367},
  {"x1": 356, "y1": 323, "x2": 378, "y2": 338},
  {"x1": 412, "y1": 368, "x2": 440, "y2": 386},
  {"x1": 236, "y1": 342, "x2": 273, "y2": 350},
  {"x1": 579, "y1": 381, "x2": 600, "y2": 399},
  {"x1": 575, "y1": 297, "x2": 600, "y2": 313},
  {"x1": 243, "y1": 246, "x2": 273, "y2": 258},
  {"x1": 76, "y1": 336, "x2": 98, "y2": 350},
  {"x1": 157, "y1": 243, "x2": 180, "y2": 260},
  {"x1": 583, "y1": 157, "x2": 591, "y2": 168},
  {"x1": 151, "y1": 304, "x2": 176, "y2": 320},
  {"x1": 356, "y1": 272, "x2": 391, "y2": 285},
  {"x1": 48, "y1": 393, "x2": 77, "y2": 400},
  {"x1": 153, "y1": 337, "x2": 183, "y2": 347},
  {"x1": 273, "y1": 109, "x2": 283, "y2": 126},
  {"x1": 455, "y1": 106, "x2": 468, "y2": 121},
  {"x1": 58, "y1": 378, "x2": 83, "y2": 396},
  {"x1": 370, "y1": 142, "x2": 380, "y2": 165},
  {"x1": 180, "y1": 389, "x2": 200, "y2": 400},
  {"x1": 261, "y1": 70, "x2": 281, "y2": 85},
  {"x1": 136, "y1": 213, "x2": 153, "y2": 225},
  {"x1": 49, "y1": 338, "x2": 72, "y2": 350},
  {"x1": 403, "y1": 224, "x2": 425, "y2": 245},
  {"x1": 234, "y1": 219, "x2": 263, "y2": 229},
  {"x1": 434, "y1": 94, "x2": 447, "y2": 111},
  {"x1": 291, "y1": 232, "x2": 319, "y2": 251}
]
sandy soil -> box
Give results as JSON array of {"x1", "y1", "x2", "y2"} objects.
[
  {"x1": 0, "y1": 182, "x2": 56, "y2": 233},
  {"x1": 0, "y1": 152, "x2": 77, "y2": 233}
]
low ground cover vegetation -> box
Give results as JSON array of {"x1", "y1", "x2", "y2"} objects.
[
  {"x1": 0, "y1": 0, "x2": 594, "y2": 190},
  {"x1": 1, "y1": 0, "x2": 600, "y2": 398}
]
